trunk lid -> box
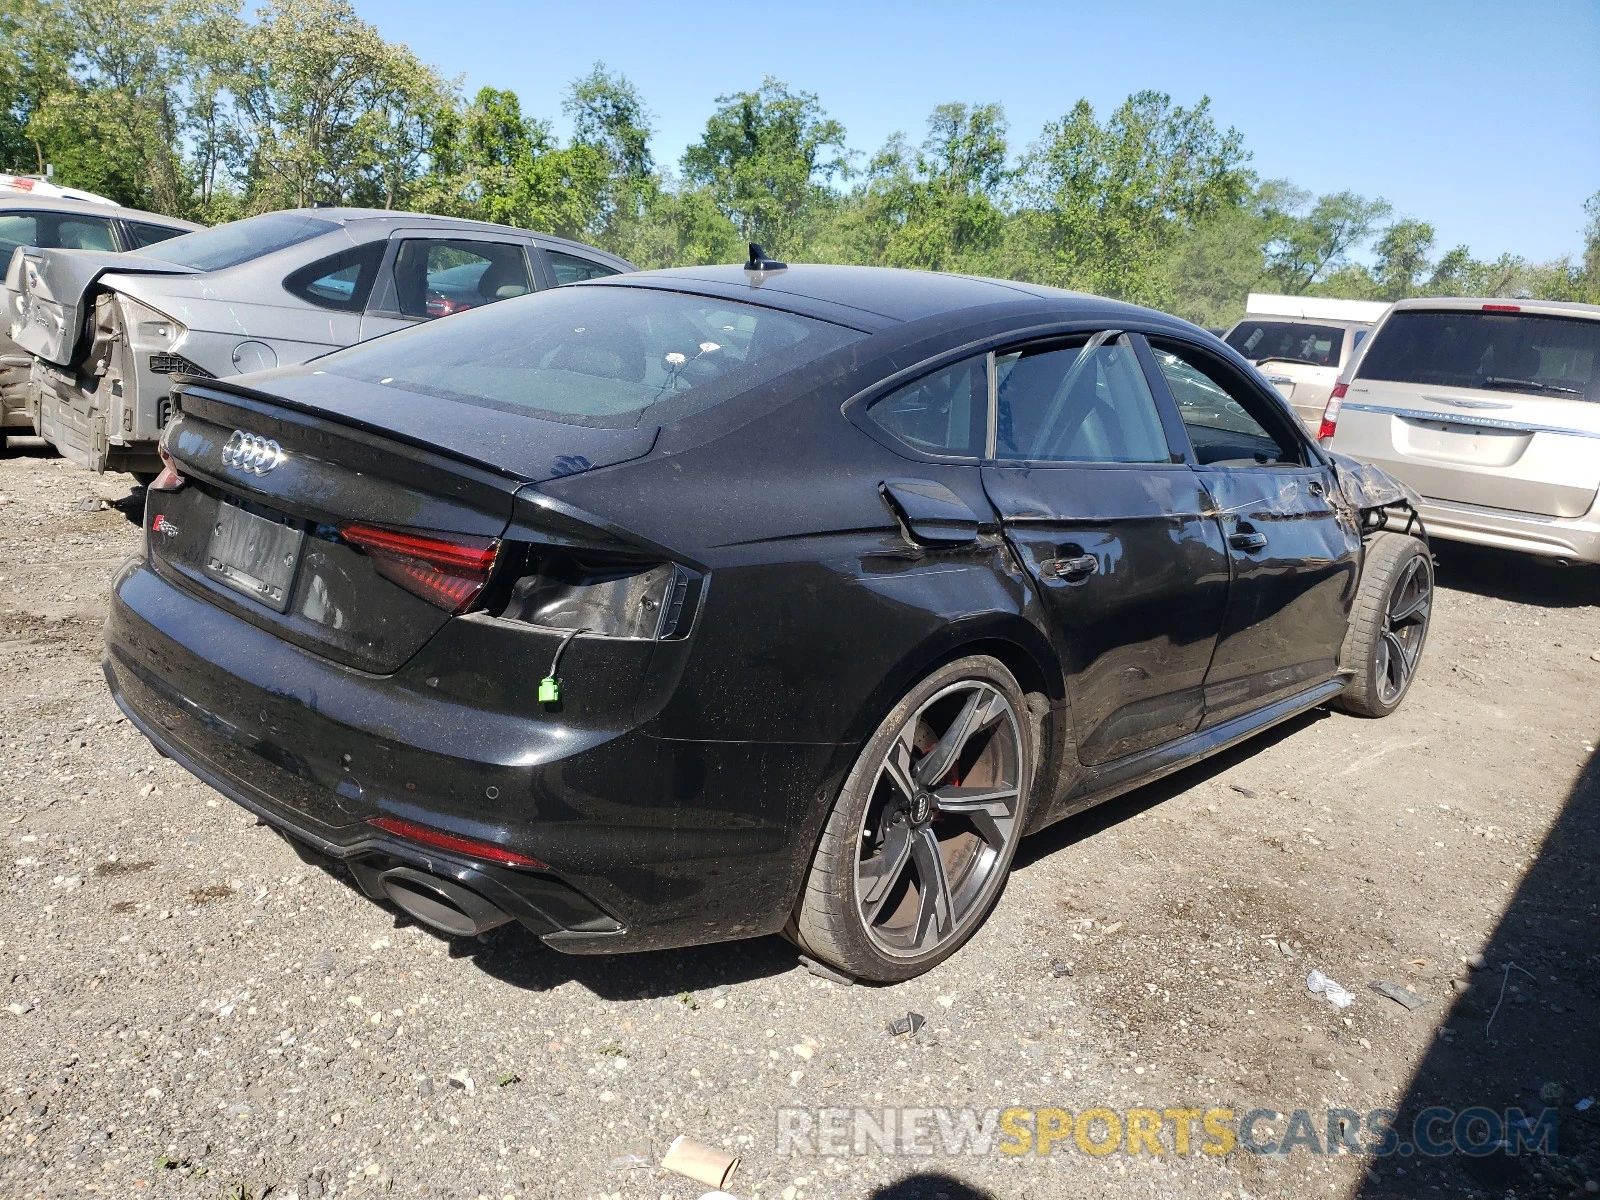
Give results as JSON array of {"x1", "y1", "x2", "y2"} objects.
[
  {"x1": 151, "y1": 377, "x2": 653, "y2": 673},
  {"x1": 5, "y1": 246, "x2": 197, "y2": 365},
  {"x1": 1334, "y1": 379, "x2": 1600, "y2": 518}
]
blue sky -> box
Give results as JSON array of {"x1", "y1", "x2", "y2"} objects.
[{"x1": 354, "y1": 0, "x2": 1600, "y2": 262}]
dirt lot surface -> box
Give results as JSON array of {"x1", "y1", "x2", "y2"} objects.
[{"x1": 1, "y1": 439, "x2": 1597, "y2": 1200}]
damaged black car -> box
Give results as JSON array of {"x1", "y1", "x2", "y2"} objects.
[{"x1": 103, "y1": 253, "x2": 1433, "y2": 982}]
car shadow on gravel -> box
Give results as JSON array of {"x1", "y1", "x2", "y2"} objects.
[
  {"x1": 867, "y1": 1174, "x2": 996, "y2": 1199},
  {"x1": 1432, "y1": 542, "x2": 1599, "y2": 609},
  {"x1": 1013, "y1": 707, "x2": 1328, "y2": 871},
  {"x1": 1353, "y1": 747, "x2": 1599, "y2": 1199}
]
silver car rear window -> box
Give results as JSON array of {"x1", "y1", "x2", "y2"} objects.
[
  {"x1": 1225, "y1": 320, "x2": 1345, "y2": 368},
  {"x1": 322, "y1": 284, "x2": 866, "y2": 429},
  {"x1": 1358, "y1": 310, "x2": 1600, "y2": 402},
  {"x1": 140, "y1": 212, "x2": 340, "y2": 271}
]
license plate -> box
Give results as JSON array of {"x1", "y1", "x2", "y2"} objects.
[{"x1": 204, "y1": 500, "x2": 304, "y2": 612}]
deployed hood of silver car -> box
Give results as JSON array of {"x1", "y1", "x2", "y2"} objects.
[{"x1": 4, "y1": 246, "x2": 197, "y2": 366}]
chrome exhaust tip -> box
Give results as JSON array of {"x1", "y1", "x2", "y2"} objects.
[{"x1": 379, "y1": 867, "x2": 512, "y2": 937}]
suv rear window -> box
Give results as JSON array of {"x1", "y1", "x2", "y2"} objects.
[
  {"x1": 141, "y1": 212, "x2": 339, "y2": 270},
  {"x1": 1357, "y1": 310, "x2": 1600, "y2": 402},
  {"x1": 323, "y1": 284, "x2": 865, "y2": 428},
  {"x1": 1225, "y1": 320, "x2": 1345, "y2": 368}
]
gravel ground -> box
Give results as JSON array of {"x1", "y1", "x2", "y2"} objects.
[{"x1": 1, "y1": 439, "x2": 1597, "y2": 1200}]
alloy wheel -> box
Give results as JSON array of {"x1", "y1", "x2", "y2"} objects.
[
  {"x1": 853, "y1": 680, "x2": 1024, "y2": 958},
  {"x1": 1378, "y1": 555, "x2": 1432, "y2": 704}
]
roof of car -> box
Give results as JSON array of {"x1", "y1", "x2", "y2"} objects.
[
  {"x1": 1387, "y1": 296, "x2": 1600, "y2": 320},
  {"x1": 600, "y1": 263, "x2": 1189, "y2": 328},
  {"x1": 0, "y1": 192, "x2": 205, "y2": 230},
  {"x1": 274, "y1": 207, "x2": 634, "y2": 266}
]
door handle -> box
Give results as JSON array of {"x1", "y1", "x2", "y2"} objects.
[
  {"x1": 1041, "y1": 553, "x2": 1099, "y2": 582},
  {"x1": 1229, "y1": 531, "x2": 1268, "y2": 553}
]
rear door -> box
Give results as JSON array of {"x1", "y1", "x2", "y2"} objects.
[
  {"x1": 1146, "y1": 337, "x2": 1360, "y2": 725},
  {"x1": 361, "y1": 230, "x2": 539, "y2": 341},
  {"x1": 979, "y1": 332, "x2": 1231, "y2": 765},
  {"x1": 1333, "y1": 306, "x2": 1600, "y2": 518}
]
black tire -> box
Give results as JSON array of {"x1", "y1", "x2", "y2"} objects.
[
  {"x1": 789, "y1": 655, "x2": 1035, "y2": 983},
  {"x1": 1333, "y1": 531, "x2": 1433, "y2": 718}
]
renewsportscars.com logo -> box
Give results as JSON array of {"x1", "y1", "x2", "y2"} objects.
[{"x1": 776, "y1": 1105, "x2": 1559, "y2": 1159}]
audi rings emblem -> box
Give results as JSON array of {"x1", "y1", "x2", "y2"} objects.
[{"x1": 221, "y1": 430, "x2": 284, "y2": 475}]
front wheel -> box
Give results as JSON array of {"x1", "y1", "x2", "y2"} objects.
[
  {"x1": 1333, "y1": 531, "x2": 1433, "y2": 717},
  {"x1": 789, "y1": 656, "x2": 1034, "y2": 983}
]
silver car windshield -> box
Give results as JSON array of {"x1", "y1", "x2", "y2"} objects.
[
  {"x1": 323, "y1": 284, "x2": 866, "y2": 429},
  {"x1": 140, "y1": 212, "x2": 340, "y2": 271},
  {"x1": 1358, "y1": 310, "x2": 1600, "y2": 402}
]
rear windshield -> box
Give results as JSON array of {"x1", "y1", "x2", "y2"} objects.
[
  {"x1": 140, "y1": 212, "x2": 339, "y2": 271},
  {"x1": 322, "y1": 284, "x2": 866, "y2": 428},
  {"x1": 1225, "y1": 320, "x2": 1346, "y2": 368},
  {"x1": 1358, "y1": 309, "x2": 1600, "y2": 402}
]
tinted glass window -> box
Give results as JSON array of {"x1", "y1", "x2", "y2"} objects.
[
  {"x1": 1225, "y1": 320, "x2": 1345, "y2": 367},
  {"x1": 867, "y1": 357, "x2": 986, "y2": 457},
  {"x1": 324, "y1": 286, "x2": 863, "y2": 428},
  {"x1": 1357, "y1": 309, "x2": 1600, "y2": 402},
  {"x1": 393, "y1": 239, "x2": 531, "y2": 319},
  {"x1": 995, "y1": 338, "x2": 1170, "y2": 463},
  {"x1": 141, "y1": 212, "x2": 338, "y2": 270},
  {"x1": 0, "y1": 213, "x2": 39, "y2": 263},
  {"x1": 283, "y1": 242, "x2": 385, "y2": 312},
  {"x1": 1151, "y1": 342, "x2": 1299, "y2": 466},
  {"x1": 548, "y1": 250, "x2": 620, "y2": 285},
  {"x1": 126, "y1": 220, "x2": 191, "y2": 249},
  {"x1": 0, "y1": 210, "x2": 119, "y2": 260}
]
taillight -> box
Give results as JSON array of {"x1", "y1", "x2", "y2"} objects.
[
  {"x1": 340, "y1": 523, "x2": 500, "y2": 613},
  {"x1": 148, "y1": 441, "x2": 185, "y2": 492},
  {"x1": 367, "y1": 815, "x2": 547, "y2": 869},
  {"x1": 1317, "y1": 383, "x2": 1347, "y2": 443},
  {"x1": 1482, "y1": 303, "x2": 1520, "y2": 313}
]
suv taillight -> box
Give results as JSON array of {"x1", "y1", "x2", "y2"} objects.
[{"x1": 1318, "y1": 383, "x2": 1347, "y2": 443}]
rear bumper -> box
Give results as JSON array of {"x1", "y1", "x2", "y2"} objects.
[
  {"x1": 104, "y1": 555, "x2": 844, "y2": 952},
  {"x1": 1415, "y1": 495, "x2": 1600, "y2": 564}
]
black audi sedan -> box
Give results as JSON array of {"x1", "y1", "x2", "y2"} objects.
[{"x1": 105, "y1": 253, "x2": 1433, "y2": 982}]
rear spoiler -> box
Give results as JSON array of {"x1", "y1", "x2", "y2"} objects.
[{"x1": 4, "y1": 246, "x2": 196, "y2": 365}]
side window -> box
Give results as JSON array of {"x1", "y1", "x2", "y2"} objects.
[
  {"x1": 994, "y1": 336, "x2": 1170, "y2": 463},
  {"x1": 866, "y1": 356, "x2": 986, "y2": 458},
  {"x1": 393, "y1": 239, "x2": 531, "y2": 320},
  {"x1": 547, "y1": 250, "x2": 620, "y2": 285},
  {"x1": 0, "y1": 212, "x2": 40, "y2": 263},
  {"x1": 52, "y1": 216, "x2": 116, "y2": 251},
  {"x1": 1150, "y1": 341, "x2": 1302, "y2": 467},
  {"x1": 284, "y1": 242, "x2": 385, "y2": 312},
  {"x1": 125, "y1": 220, "x2": 189, "y2": 249}
]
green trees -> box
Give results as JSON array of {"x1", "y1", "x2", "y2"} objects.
[{"x1": 2, "y1": 0, "x2": 1593, "y2": 316}]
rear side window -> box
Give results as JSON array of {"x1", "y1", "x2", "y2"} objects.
[
  {"x1": 547, "y1": 250, "x2": 621, "y2": 285},
  {"x1": 284, "y1": 242, "x2": 385, "y2": 312},
  {"x1": 1225, "y1": 320, "x2": 1345, "y2": 368},
  {"x1": 392, "y1": 239, "x2": 532, "y2": 319},
  {"x1": 125, "y1": 220, "x2": 191, "y2": 249},
  {"x1": 1357, "y1": 309, "x2": 1600, "y2": 402},
  {"x1": 994, "y1": 338, "x2": 1170, "y2": 463},
  {"x1": 323, "y1": 285, "x2": 864, "y2": 428},
  {"x1": 141, "y1": 212, "x2": 339, "y2": 270},
  {"x1": 867, "y1": 357, "x2": 987, "y2": 458},
  {"x1": 0, "y1": 212, "x2": 37, "y2": 263}
]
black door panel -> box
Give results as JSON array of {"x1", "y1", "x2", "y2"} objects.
[
  {"x1": 1197, "y1": 466, "x2": 1360, "y2": 724},
  {"x1": 985, "y1": 464, "x2": 1231, "y2": 766}
]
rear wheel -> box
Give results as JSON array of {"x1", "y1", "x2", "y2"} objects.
[
  {"x1": 1333, "y1": 531, "x2": 1433, "y2": 717},
  {"x1": 790, "y1": 655, "x2": 1034, "y2": 982}
]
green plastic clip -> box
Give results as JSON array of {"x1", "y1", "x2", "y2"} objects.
[{"x1": 538, "y1": 676, "x2": 560, "y2": 704}]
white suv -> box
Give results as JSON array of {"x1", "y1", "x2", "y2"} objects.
[{"x1": 1321, "y1": 297, "x2": 1600, "y2": 563}]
